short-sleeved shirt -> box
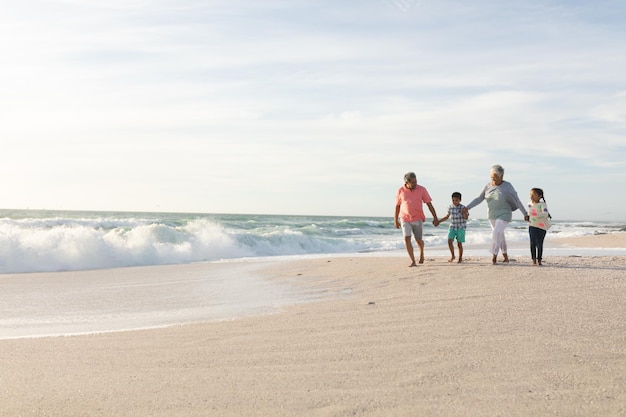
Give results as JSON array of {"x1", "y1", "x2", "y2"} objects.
[
  {"x1": 447, "y1": 204, "x2": 467, "y2": 230},
  {"x1": 396, "y1": 184, "x2": 432, "y2": 223}
]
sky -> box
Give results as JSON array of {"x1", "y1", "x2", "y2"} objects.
[{"x1": 1, "y1": 0, "x2": 625, "y2": 221}]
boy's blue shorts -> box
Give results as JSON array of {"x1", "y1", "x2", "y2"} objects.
[{"x1": 448, "y1": 228, "x2": 465, "y2": 243}]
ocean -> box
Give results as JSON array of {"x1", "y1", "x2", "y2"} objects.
[
  {"x1": 2, "y1": 209, "x2": 624, "y2": 339},
  {"x1": 1, "y1": 209, "x2": 625, "y2": 274}
]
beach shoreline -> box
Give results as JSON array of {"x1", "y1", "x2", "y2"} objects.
[
  {"x1": 552, "y1": 232, "x2": 626, "y2": 248},
  {"x1": 1, "y1": 234, "x2": 624, "y2": 416}
]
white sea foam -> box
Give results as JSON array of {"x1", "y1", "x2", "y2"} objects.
[
  {"x1": 1, "y1": 210, "x2": 624, "y2": 339},
  {"x1": 0, "y1": 262, "x2": 314, "y2": 340},
  {"x1": 0, "y1": 210, "x2": 623, "y2": 274}
]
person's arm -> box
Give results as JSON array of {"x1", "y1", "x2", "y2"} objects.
[
  {"x1": 426, "y1": 202, "x2": 439, "y2": 226},
  {"x1": 465, "y1": 184, "x2": 488, "y2": 211},
  {"x1": 394, "y1": 204, "x2": 401, "y2": 228},
  {"x1": 545, "y1": 203, "x2": 552, "y2": 219},
  {"x1": 506, "y1": 182, "x2": 528, "y2": 217},
  {"x1": 438, "y1": 206, "x2": 451, "y2": 224}
]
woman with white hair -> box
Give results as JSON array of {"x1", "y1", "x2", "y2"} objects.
[{"x1": 465, "y1": 164, "x2": 529, "y2": 264}]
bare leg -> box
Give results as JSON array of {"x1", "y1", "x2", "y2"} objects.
[
  {"x1": 457, "y1": 242, "x2": 463, "y2": 263},
  {"x1": 447, "y1": 239, "x2": 455, "y2": 263},
  {"x1": 417, "y1": 239, "x2": 425, "y2": 263},
  {"x1": 503, "y1": 253, "x2": 509, "y2": 263},
  {"x1": 404, "y1": 236, "x2": 416, "y2": 267}
]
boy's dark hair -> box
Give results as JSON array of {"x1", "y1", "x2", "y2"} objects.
[{"x1": 451, "y1": 192, "x2": 462, "y2": 199}]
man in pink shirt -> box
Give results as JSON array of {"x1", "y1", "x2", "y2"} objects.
[{"x1": 394, "y1": 172, "x2": 440, "y2": 267}]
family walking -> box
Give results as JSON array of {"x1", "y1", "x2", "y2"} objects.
[{"x1": 394, "y1": 165, "x2": 551, "y2": 267}]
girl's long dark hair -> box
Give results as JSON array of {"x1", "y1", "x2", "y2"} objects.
[
  {"x1": 532, "y1": 188, "x2": 551, "y2": 218},
  {"x1": 531, "y1": 188, "x2": 546, "y2": 202}
]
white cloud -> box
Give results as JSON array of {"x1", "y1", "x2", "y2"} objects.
[
  {"x1": 0, "y1": 0, "x2": 625, "y2": 219},
  {"x1": 589, "y1": 91, "x2": 626, "y2": 123}
]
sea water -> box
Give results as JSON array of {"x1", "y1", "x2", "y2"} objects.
[
  {"x1": 1, "y1": 209, "x2": 624, "y2": 339},
  {"x1": 0, "y1": 262, "x2": 312, "y2": 339},
  {"x1": 0, "y1": 209, "x2": 624, "y2": 274}
]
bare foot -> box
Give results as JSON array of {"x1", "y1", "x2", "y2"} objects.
[
  {"x1": 502, "y1": 253, "x2": 509, "y2": 263},
  {"x1": 448, "y1": 256, "x2": 456, "y2": 263},
  {"x1": 408, "y1": 262, "x2": 417, "y2": 267},
  {"x1": 457, "y1": 258, "x2": 463, "y2": 264},
  {"x1": 492, "y1": 255, "x2": 497, "y2": 264},
  {"x1": 418, "y1": 256, "x2": 424, "y2": 264},
  {"x1": 538, "y1": 259, "x2": 542, "y2": 266}
]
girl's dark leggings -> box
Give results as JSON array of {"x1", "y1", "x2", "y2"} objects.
[{"x1": 529, "y1": 226, "x2": 547, "y2": 260}]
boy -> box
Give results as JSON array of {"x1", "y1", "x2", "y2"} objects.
[{"x1": 438, "y1": 192, "x2": 468, "y2": 263}]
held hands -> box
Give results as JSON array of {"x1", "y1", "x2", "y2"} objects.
[{"x1": 524, "y1": 215, "x2": 530, "y2": 222}]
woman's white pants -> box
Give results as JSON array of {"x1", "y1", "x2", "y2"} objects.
[{"x1": 489, "y1": 218, "x2": 509, "y2": 255}]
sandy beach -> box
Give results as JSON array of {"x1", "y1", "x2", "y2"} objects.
[{"x1": 1, "y1": 234, "x2": 625, "y2": 416}]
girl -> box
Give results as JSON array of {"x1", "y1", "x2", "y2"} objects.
[{"x1": 528, "y1": 188, "x2": 551, "y2": 266}]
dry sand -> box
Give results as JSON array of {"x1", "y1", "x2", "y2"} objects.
[
  {"x1": 556, "y1": 232, "x2": 626, "y2": 249},
  {"x1": 1, "y1": 235, "x2": 625, "y2": 416}
]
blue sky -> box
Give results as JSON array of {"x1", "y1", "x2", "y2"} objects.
[{"x1": 1, "y1": 0, "x2": 625, "y2": 221}]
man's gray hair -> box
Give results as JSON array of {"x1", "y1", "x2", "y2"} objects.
[
  {"x1": 404, "y1": 172, "x2": 416, "y2": 183},
  {"x1": 490, "y1": 164, "x2": 504, "y2": 178}
]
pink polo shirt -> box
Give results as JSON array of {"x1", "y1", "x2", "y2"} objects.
[{"x1": 396, "y1": 184, "x2": 432, "y2": 223}]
